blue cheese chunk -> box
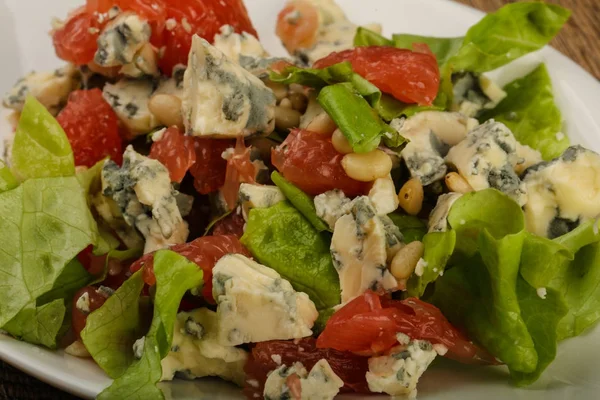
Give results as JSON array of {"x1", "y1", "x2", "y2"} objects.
[
  {"x1": 103, "y1": 79, "x2": 160, "y2": 136},
  {"x1": 366, "y1": 339, "x2": 438, "y2": 398},
  {"x1": 212, "y1": 254, "x2": 318, "y2": 346},
  {"x1": 515, "y1": 143, "x2": 543, "y2": 175},
  {"x1": 95, "y1": 12, "x2": 151, "y2": 67},
  {"x1": 331, "y1": 197, "x2": 397, "y2": 303},
  {"x1": 263, "y1": 359, "x2": 343, "y2": 400},
  {"x1": 314, "y1": 189, "x2": 353, "y2": 230},
  {"x1": 522, "y1": 146, "x2": 600, "y2": 238},
  {"x1": 428, "y1": 193, "x2": 462, "y2": 233},
  {"x1": 161, "y1": 308, "x2": 248, "y2": 386},
  {"x1": 393, "y1": 112, "x2": 478, "y2": 186},
  {"x1": 3, "y1": 65, "x2": 79, "y2": 115},
  {"x1": 183, "y1": 35, "x2": 276, "y2": 137},
  {"x1": 368, "y1": 175, "x2": 399, "y2": 215},
  {"x1": 452, "y1": 73, "x2": 507, "y2": 118},
  {"x1": 445, "y1": 120, "x2": 526, "y2": 205},
  {"x1": 238, "y1": 183, "x2": 285, "y2": 219},
  {"x1": 119, "y1": 43, "x2": 159, "y2": 78},
  {"x1": 213, "y1": 25, "x2": 268, "y2": 64}
]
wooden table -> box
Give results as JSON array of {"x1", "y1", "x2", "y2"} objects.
[{"x1": 1, "y1": 1, "x2": 598, "y2": 400}]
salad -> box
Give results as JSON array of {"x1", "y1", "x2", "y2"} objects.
[{"x1": 0, "y1": 0, "x2": 596, "y2": 399}]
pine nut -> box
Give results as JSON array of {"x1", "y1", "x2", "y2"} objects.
[
  {"x1": 279, "y1": 98, "x2": 293, "y2": 109},
  {"x1": 289, "y1": 92, "x2": 308, "y2": 113},
  {"x1": 341, "y1": 150, "x2": 393, "y2": 182},
  {"x1": 331, "y1": 129, "x2": 353, "y2": 154},
  {"x1": 445, "y1": 172, "x2": 473, "y2": 193},
  {"x1": 390, "y1": 241, "x2": 424, "y2": 281},
  {"x1": 275, "y1": 106, "x2": 301, "y2": 131},
  {"x1": 148, "y1": 94, "x2": 184, "y2": 130},
  {"x1": 398, "y1": 178, "x2": 424, "y2": 215},
  {"x1": 306, "y1": 112, "x2": 336, "y2": 135},
  {"x1": 64, "y1": 340, "x2": 91, "y2": 358},
  {"x1": 266, "y1": 81, "x2": 288, "y2": 102}
]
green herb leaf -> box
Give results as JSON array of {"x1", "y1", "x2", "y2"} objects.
[
  {"x1": 241, "y1": 201, "x2": 340, "y2": 310},
  {"x1": 271, "y1": 171, "x2": 329, "y2": 232},
  {"x1": 11, "y1": 97, "x2": 75, "y2": 180}
]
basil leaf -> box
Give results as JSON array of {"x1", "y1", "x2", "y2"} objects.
[
  {"x1": 271, "y1": 171, "x2": 329, "y2": 232},
  {"x1": 241, "y1": 201, "x2": 340, "y2": 309}
]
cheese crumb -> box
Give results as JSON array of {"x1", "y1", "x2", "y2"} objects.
[
  {"x1": 460, "y1": 219, "x2": 466, "y2": 225},
  {"x1": 152, "y1": 128, "x2": 167, "y2": 142},
  {"x1": 271, "y1": 354, "x2": 282, "y2": 365},
  {"x1": 247, "y1": 379, "x2": 259, "y2": 388},
  {"x1": 75, "y1": 292, "x2": 90, "y2": 314},
  {"x1": 133, "y1": 337, "x2": 145, "y2": 359},
  {"x1": 181, "y1": 18, "x2": 192, "y2": 33},
  {"x1": 165, "y1": 18, "x2": 177, "y2": 31},
  {"x1": 555, "y1": 132, "x2": 565, "y2": 141},
  {"x1": 414, "y1": 258, "x2": 428, "y2": 277},
  {"x1": 433, "y1": 344, "x2": 448, "y2": 356},
  {"x1": 536, "y1": 287, "x2": 547, "y2": 300},
  {"x1": 396, "y1": 333, "x2": 410, "y2": 345}
]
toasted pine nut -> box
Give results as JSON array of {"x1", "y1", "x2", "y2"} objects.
[
  {"x1": 390, "y1": 241, "x2": 424, "y2": 281},
  {"x1": 279, "y1": 98, "x2": 293, "y2": 109},
  {"x1": 306, "y1": 112, "x2": 337, "y2": 135},
  {"x1": 332, "y1": 129, "x2": 353, "y2": 154},
  {"x1": 64, "y1": 340, "x2": 91, "y2": 358},
  {"x1": 266, "y1": 81, "x2": 288, "y2": 102},
  {"x1": 289, "y1": 92, "x2": 308, "y2": 113},
  {"x1": 148, "y1": 94, "x2": 184, "y2": 130},
  {"x1": 275, "y1": 106, "x2": 301, "y2": 131},
  {"x1": 341, "y1": 150, "x2": 393, "y2": 182},
  {"x1": 398, "y1": 178, "x2": 424, "y2": 215},
  {"x1": 445, "y1": 172, "x2": 473, "y2": 193}
]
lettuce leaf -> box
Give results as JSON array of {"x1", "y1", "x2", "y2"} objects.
[
  {"x1": 0, "y1": 160, "x2": 18, "y2": 193},
  {"x1": 354, "y1": 27, "x2": 393, "y2": 47},
  {"x1": 241, "y1": 201, "x2": 340, "y2": 309},
  {"x1": 271, "y1": 171, "x2": 329, "y2": 232},
  {"x1": 479, "y1": 64, "x2": 566, "y2": 160},
  {"x1": 387, "y1": 213, "x2": 427, "y2": 243},
  {"x1": 11, "y1": 97, "x2": 74, "y2": 180},
  {"x1": 97, "y1": 251, "x2": 204, "y2": 400},
  {"x1": 2, "y1": 300, "x2": 66, "y2": 349},
  {"x1": 393, "y1": 34, "x2": 464, "y2": 66}
]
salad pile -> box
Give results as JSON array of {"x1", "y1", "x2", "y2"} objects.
[{"x1": 2, "y1": 0, "x2": 599, "y2": 399}]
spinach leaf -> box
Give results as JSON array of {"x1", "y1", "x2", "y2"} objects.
[
  {"x1": 479, "y1": 64, "x2": 566, "y2": 160},
  {"x1": 11, "y1": 97, "x2": 74, "y2": 180},
  {"x1": 241, "y1": 201, "x2": 340, "y2": 309},
  {"x1": 271, "y1": 171, "x2": 329, "y2": 232}
]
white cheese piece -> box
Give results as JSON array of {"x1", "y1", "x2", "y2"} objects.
[
  {"x1": 445, "y1": 120, "x2": 526, "y2": 205},
  {"x1": 92, "y1": 192, "x2": 145, "y2": 250},
  {"x1": 536, "y1": 287, "x2": 547, "y2": 300},
  {"x1": 479, "y1": 75, "x2": 507, "y2": 108},
  {"x1": 331, "y1": 197, "x2": 397, "y2": 303},
  {"x1": 522, "y1": 145, "x2": 600, "y2": 238},
  {"x1": 2, "y1": 65, "x2": 79, "y2": 115},
  {"x1": 451, "y1": 73, "x2": 505, "y2": 118},
  {"x1": 103, "y1": 79, "x2": 160, "y2": 136},
  {"x1": 120, "y1": 43, "x2": 159, "y2": 78},
  {"x1": 366, "y1": 339, "x2": 437, "y2": 399},
  {"x1": 132, "y1": 337, "x2": 145, "y2": 359},
  {"x1": 514, "y1": 143, "x2": 543, "y2": 175},
  {"x1": 238, "y1": 183, "x2": 286, "y2": 219},
  {"x1": 154, "y1": 65, "x2": 186, "y2": 100},
  {"x1": 95, "y1": 12, "x2": 151, "y2": 67},
  {"x1": 368, "y1": 175, "x2": 399, "y2": 215},
  {"x1": 161, "y1": 308, "x2": 248, "y2": 386},
  {"x1": 183, "y1": 35, "x2": 276, "y2": 138},
  {"x1": 263, "y1": 359, "x2": 343, "y2": 400},
  {"x1": 75, "y1": 292, "x2": 90, "y2": 314},
  {"x1": 314, "y1": 189, "x2": 353, "y2": 230},
  {"x1": 428, "y1": 193, "x2": 463, "y2": 233},
  {"x1": 212, "y1": 254, "x2": 318, "y2": 346},
  {"x1": 213, "y1": 24, "x2": 268, "y2": 64}
]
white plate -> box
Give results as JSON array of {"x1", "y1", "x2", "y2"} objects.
[{"x1": 1, "y1": 0, "x2": 600, "y2": 399}]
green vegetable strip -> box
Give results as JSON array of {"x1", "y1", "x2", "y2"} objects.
[{"x1": 271, "y1": 171, "x2": 329, "y2": 232}]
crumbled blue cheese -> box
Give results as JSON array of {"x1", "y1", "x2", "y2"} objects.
[
  {"x1": 392, "y1": 112, "x2": 478, "y2": 186},
  {"x1": 183, "y1": 35, "x2": 276, "y2": 137},
  {"x1": 95, "y1": 12, "x2": 151, "y2": 67},
  {"x1": 445, "y1": 120, "x2": 526, "y2": 205},
  {"x1": 522, "y1": 145, "x2": 600, "y2": 238},
  {"x1": 368, "y1": 175, "x2": 399, "y2": 215},
  {"x1": 120, "y1": 43, "x2": 159, "y2": 78},
  {"x1": 101, "y1": 146, "x2": 189, "y2": 253},
  {"x1": 103, "y1": 79, "x2": 160, "y2": 136},
  {"x1": 212, "y1": 254, "x2": 318, "y2": 346},
  {"x1": 536, "y1": 288, "x2": 547, "y2": 300},
  {"x1": 331, "y1": 197, "x2": 398, "y2": 303},
  {"x1": 213, "y1": 25, "x2": 267, "y2": 64},
  {"x1": 314, "y1": 189, "x2": 353, "y2": 230},
  {"x1": 132, "y1": 336, "x2": 145, "y2": 360},
  {"x1": 366, "y1": 339, "x2": 438, "y2": 398},
  {"x1": 75, "y1": 292, "x2": 90, "y2": 314},
  {"x1": 238, "y1": 183, "x2": 285, "y2": 219},
  {"x1": 161, "y1": 308, "x2": 248, "y2": 386},
  {"x1": 263, "y1": 359, "x2": 343, "y2": 400},
  {"x1": 428, "y1": 193, "x2": 462, "y2": 233},
  {"x1": 514, "y1": 143, "x2": 543, "y2": 175},
  {"x1": 3, "y1": 65, "x2": 79, "y2": 115},
  {"x1": 451, "y1": 73, "x2": 506, "y2": 118}
]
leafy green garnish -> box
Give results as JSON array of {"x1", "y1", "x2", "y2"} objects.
[
  {"x1": 0, "y1": 160, "x2": 18, "y2": 192},
  {"x1": 2, "y1": 300, "x2": 66, "y2": 349},
  {"x1": 241, "y1": 201, "x2": 340, "y2": 309},
  {"x1": 387, "y1": 213, "x2": 427, "y2": 243},
  {"x1": 11, "y1": 97, "x2": 75, "y2": 180},
  {"x1": 479, "y1": 64, "x2": 566, "y2": 160},
  {"x1": 98, "y1": 251, "x2": 204, "y2": 400},
  {"x1": 354, "y1": 26, "x2": 394, "y2": 47},
  {"x1": 392, "y1": 34, "x2": 464, "y2": 66}
]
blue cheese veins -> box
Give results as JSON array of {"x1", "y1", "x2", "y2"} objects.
[
  {"x1": 522, "y1": 146, "x2": 600, "y2": 238},
  {"x1": 95, "y1": 12, "x2": 151, "y2": 67},
  {"x1": 452, "y1": 73, "x2": 506, "y2": 118},
  {"x1": 238, "y1": 183, "x2": 285, "y2": 219},
  {"x1": 213, "y1": 24, "x2": 268, "y2": 64},
  {"x1": 183, "y1": 35, "x2": 276, "y2": 137},
  {"x1": 101, "y1": 146, "x2": 189, "y2": 253},
  {"x1": 314, "y1": 189, "x2": 353, "y2": 230},
  {"x1": 428, "y1": 193, "x2": 462, "y2": 233},
  {"x1": 161, "y1": 308, "x2": 248, "y2": 386},
  {"x1": 445, "y1": 120, "x2": 526, "y2": 205},
  {"x1": 212, "y1": 254, "x2": 318, "y2": 346},
  {"x1": 366, "y1": 338, "x2": 439, "y2": 398},
  {"x1": 263, "y1": 359, "x2": 344, "y2": 400},
  {"x1": 103, "y1": 79, "x2": 160, "y2": 136}
]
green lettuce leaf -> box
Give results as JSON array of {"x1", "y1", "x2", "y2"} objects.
[
  {"x1": 11, "y1": 96, "x2": 75, "y2": 180},
  {"x1": 479, "y1": 64, "x2": 566, "y2": 160},
  {"x1": 387, "y1": 213, "x2": 427, "y2": 243},
  {"x1": 241, "y1": 201, "x2": 340, "y2": 309},
  {"x1": 98, "y1": 251, "x2": 204, "y2": 399},
  {"x1": 36, "y1": 259, "x2": 92, "y2": 306},
  {"x1": 0, "y1": 160, "x2": 18, "y2": 193},
  {"x1": 271, "y1": 171, "x2": 329, "y2": 232},
  {"x1": 81, "y1": 271, "x2": 146, "y2": 378},
  {"x1": 354, "y1": 27, "x2": 393, "y2": 47},
  {"x1": 2, "y1": 300, "x2": 66, "y2": 349},
  {"x1": 393, "y1": 34, "x2": 464, "y2": 66}
]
